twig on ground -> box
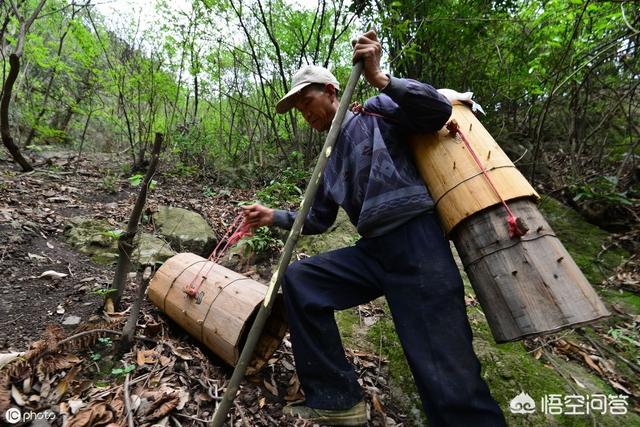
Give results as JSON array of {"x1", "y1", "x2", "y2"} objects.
[
  {"x1": 175, "y1": 413, "x2": 215, "y2": 423},
  {"x1": 576, "y1": 328, "x2": 640, "y2": 375},
  {"x1": 124, "y1": 373, "x2": 134, "y2": 427},
  {"x1": 234, "y1": 401, "x2": 251, "y2": 427},
  {"x1": 0, "y1": 315, "x2": 24, "y2": 326}
]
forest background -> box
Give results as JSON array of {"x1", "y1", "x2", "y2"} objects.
[{"x1": 1, "y1": 0, "x2": 637, "y2": 229}]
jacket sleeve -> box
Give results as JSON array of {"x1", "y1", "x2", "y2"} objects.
[
  {"x1": 369, "y1": 76, "x2": 452, "y2": 134},
  {"x1": 271, "y1": 180, "x2": 339, "y2": 235}
]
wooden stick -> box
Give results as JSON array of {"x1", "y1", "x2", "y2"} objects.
[
  {"x1": 209, "y1": 61, "x2": 363, "y2": 427},
  {"x1": 124, "y1": 373, "x2": 135, "y2": 427},
  {"x1": 110, "y1": 132, "x2": 163, "y2": 309},
  {"x1": 119, "y1": 266, "x2": 153, "y2": 354}
]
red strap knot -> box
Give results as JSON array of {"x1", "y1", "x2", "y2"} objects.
[
  {"x1": 446, "y1": 119, "x2": 528, "y2": 239},
  {"x1": 184, "y1": 212, "x2": 252, "y2": 297}
]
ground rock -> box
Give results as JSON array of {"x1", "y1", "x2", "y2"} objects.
[
  {"x1": 152, "y1": 206, "x2": 217, "y2": 256},
  {"x1": 63, "y1": 217, "x2": 118, "y2": 264},
  {"x1": 64, "y1": 217, "x2": 176, "y2": 268},
  {"x1": 131, "y1": 233, "x2": 176, "y2": 266}
]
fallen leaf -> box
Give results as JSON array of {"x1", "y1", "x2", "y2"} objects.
[
  {"x1": 104, "y1": 298, "x2": 114, "y2": 314},
  {"x1": 67, "y1": 402, "x2": 113, "y2": 427},
  {"x1": 0, "y1": 352, "x2": 25, "y2": 368},
  {"x1": 11, "y1": 385, "x2": 26, "y2": 406},
  {"x1": 29, "y1": 253, "x2": 47, "y2": 262},
  {"x1": 263, "y1": 378, "x2": 278, "y2": 396},
  {"x1": 136, "y1": 349, "x2": 159, "y2": 366},
  {"x1": 570, "y1": 375, "x2": 586, "y2": 389},
  {"x1": 141, "y1": 390, "x2": 180, "y2": 421},
  {"x1": 39, "y1": 270, "x2": 68, "y2": 279},
  {"x1": 285, "y1": 374, "x2": 302, "y2": 401},
  {"x1": 176, "y1": 388, "x2": 190, "y2": 410},
  {"x1": 110, "y1": 392, "x2": 124, "y2": 419},
  {"x1": 280, "y1": 359, "x2": 294, "y2": 371},
  {"x1": 372, "y1": 392, "x2": 385, "y2": 414},
  {"x1": 68, "y1": 399, "x2": 86, "y2": 414},
  {"x1": 582, "y1": 353, "x2": 604, "y2": 376},
  {"x1": 48, "y1": 366, "x2": 80, "y2": 404},
  {"x1": 169, "y1": 345, "x2": 193, "y2": 361},
  {"x1": 609, "y1": 379, "x2": 632, "y2": 395},
  {"x1": 37, "y1": 354, "x2": 82, "y2": 378}
]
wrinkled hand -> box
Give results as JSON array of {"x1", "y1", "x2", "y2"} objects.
[
  {"x1": 241, "y1": 204, "x2": 274, "y2": 228},
  {"x1": 352, "y1": 30, "x2": 389, "y2": 90}
]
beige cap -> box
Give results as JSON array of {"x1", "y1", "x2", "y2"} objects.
[{"x1": 276, "y1": 65, "x2": 340, "y2": 114}]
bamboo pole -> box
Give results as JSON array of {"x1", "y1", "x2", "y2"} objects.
[{"x1": 209, "y1": 61, "x2": 363, "y2": 427}]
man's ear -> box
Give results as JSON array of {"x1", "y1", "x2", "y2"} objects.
[{"x1": 324, "y1": 83, "x2": 337, "y2": 99}]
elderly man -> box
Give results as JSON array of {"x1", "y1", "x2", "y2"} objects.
[{"x1": 241, "y1": 31, "x2": 506, "y2": 426}]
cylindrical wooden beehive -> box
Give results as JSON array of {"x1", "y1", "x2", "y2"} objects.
[
  {"x1": 452, "y1": 199, "x2": 610, "y2": 342},
  {"x1": 148, "y1": 253, "x2": 287, "y2": 374},
  {"x1": 411, "y1": 103, "x2": 609, "y2": 342},
  {"x1": 411, "y1": 104, "x2": 539, "y2": 234}
]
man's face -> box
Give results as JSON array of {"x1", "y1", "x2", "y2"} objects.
[{"x1": 294, "y1": 84, "x2": 337, "y2": 132}]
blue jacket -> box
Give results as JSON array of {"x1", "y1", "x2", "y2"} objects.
[{"x1": 273, "y1": 76, "x2": 452, "y2": 238}]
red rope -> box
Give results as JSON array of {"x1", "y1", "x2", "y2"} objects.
[
  {"x1": 184, "y1": 213, "x2": 253, "y2": 297},
  {"x1": 446, "y1": 120, "x2": 528, "y2": 239}
]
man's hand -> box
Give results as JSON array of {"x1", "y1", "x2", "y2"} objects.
[
  {"x1": 352, "y1": 30, "x2": 389, "y2": 90},
  {"x1": 241, "y1": 204, "x2": 274, "y2": 228}
]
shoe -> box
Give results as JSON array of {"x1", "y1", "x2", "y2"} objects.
[{"x1": 282, "y1": 399, "x2": 367, "y2": 426}]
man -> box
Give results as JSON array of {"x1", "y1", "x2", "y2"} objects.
[{"x1": 242, "y1": 31, "x2": 506, "y2": 426}]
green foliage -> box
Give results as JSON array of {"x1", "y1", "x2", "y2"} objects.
[
  {"x1": 128, "y1": 173, "x2": 157, "y2": 190},
  {"x1": 102, "y1": 229, "x2": 124, "y2": 239},
  {"x1": 111, "y1": 363, "x2": 136, "y2": 377},
  {"x1": 256, "y1": 167, "x2": 307, "y2": 208},
  {"x1": 100, "y1": 172, "x2": 119, "y2": 193},
  {"x1": 572, "y1": 176, "x2": 635, "y2": 207},
  {"x1": 98, "y1": 337, "x2": 113, "y2": 346},
  {"x1": 92, "y1": 287, "x2": 117, "y2": 297},
  {"x1": 237, "y1": 226, "x2": 282, "y2": 256},
  {"x1": 168, "y1": 160, "x2": 199, "y2": 178},
  {"x1": 202, "y1": 185, "x2": 216, "y2": 197}
]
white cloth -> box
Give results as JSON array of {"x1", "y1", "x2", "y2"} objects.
[{"x1": 437, "y1": 88, "x2": 486, "y2": 115}]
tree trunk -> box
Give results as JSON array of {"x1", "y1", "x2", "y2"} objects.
[
  {"x1": 109, "y1": 133, "x2": 163, "y2": 310},
  {"x1": 0, "y1": 54, "x2": 33, "y2": 171},
  {"x1": 24, "y1": 21, "x2": 72, "y2": 147}
]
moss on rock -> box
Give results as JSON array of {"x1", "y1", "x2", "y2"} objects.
[
  {"x1": 539, "y1": 197, "x2": 628, "y2": 284},
  {"x1": 63, "y1": 216, "x2": 119, "y2": 264}
]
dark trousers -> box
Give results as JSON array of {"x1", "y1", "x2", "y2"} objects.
[{"x1": 281, "y1": 213, "x2": 507, "y2": 426}]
